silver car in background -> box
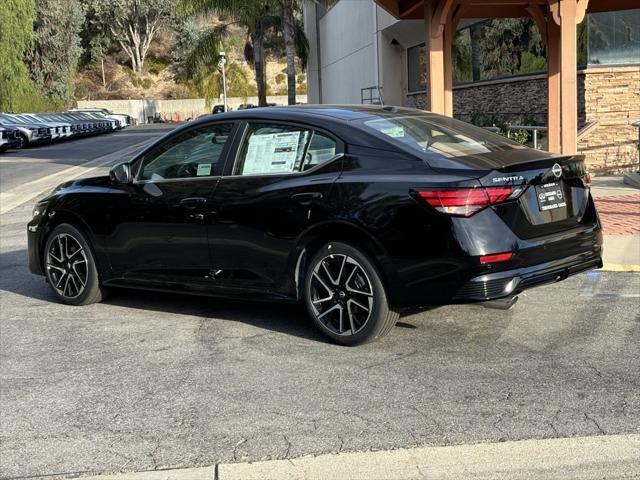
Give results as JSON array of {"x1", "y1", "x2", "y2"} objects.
[
  {"x1": 70, "y1": 108, "x2": 130, "y2": 128},
  {"x1": 0, "y1": 114, "x2": 52, "y2": 148},
  {"x1": 21, "y1": 113, "x2": 73, "y2": 139}
]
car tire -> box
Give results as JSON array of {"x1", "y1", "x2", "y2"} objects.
[
  {"x1": 304, "y1": 242, "x2": 399, "y2": 346},
  {"x1": 43, "y1": 223, "x2": 106, "y2": 306},
  {"x1": 16, "y1": 134, "x2": 27, "y2": 149}
]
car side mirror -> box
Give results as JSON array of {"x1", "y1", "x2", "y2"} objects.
[{"x1": 110, "y1": 162, "x2": 132, "y2": 184}]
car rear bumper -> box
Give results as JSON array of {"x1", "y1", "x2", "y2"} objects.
[
  {"x1": 453, "y1": 251, "x2": 602, "y2": 301},
  {"x1": 390, "y1": 220, "x2": 602, "y2": 308}
]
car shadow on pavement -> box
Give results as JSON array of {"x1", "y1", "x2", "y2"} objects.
[
  {"x1": 0, "y1": 247, "x2": 327, "y2": 343},
  {"x1": 104, "y1": 287, "x2": 327, "y2": 343}
]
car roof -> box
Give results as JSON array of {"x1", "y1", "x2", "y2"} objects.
[{"x1": 198, "y1": 104, "x2": 425, "y2": 123}]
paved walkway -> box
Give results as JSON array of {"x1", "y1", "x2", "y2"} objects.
[
  {"x1": 592, "y1": 177, "x2": 640, "y2": 268},
  {"x1": 75, "y1": 434, "x2": 640, "y2": 480}
]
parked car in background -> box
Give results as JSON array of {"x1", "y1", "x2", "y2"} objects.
[
  {"x1": 80, "y1": 111, "x2": 120, "y2": 130},
  {"x1": 212, "y1": 105, "x2": 226, "y2": 114},
  {"x1": 38, "y1": 113, "x2": 84, "y2": 137},
  {"x1": 20, "y1": 113, "x2": 73, "y2": 139},
  {"x1": 0, "y1": 108, "x2": 126, "y2": 150},
  {"x1": 64, "y1": 112, "x2": 109, "y2": 134},
  {"x1": 0, "y1": 126, "x2": 21, "y2": 152},
  {"x1": 237, "y1": 104, "x2": 256, "y2": 110},
  {"x1": 70, "y1": 108, "x2": 131, "y2": 128},
  {"x1": 0, "y1": 114, "x2": 52, "y2": 148}
]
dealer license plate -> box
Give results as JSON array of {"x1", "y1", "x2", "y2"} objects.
[{"x1": 536, "y1": 182, "x2": 567, "y2": 211}]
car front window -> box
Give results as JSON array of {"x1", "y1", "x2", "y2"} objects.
[{"x1": 138, "y1": 123, "x2": 234, "y2": 181}]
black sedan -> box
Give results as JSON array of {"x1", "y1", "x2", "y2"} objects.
[{"x1": 27, "y1": 105, "x2": 602, "y2": 345}]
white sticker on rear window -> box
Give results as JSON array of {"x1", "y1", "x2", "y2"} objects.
[
  {"x1": 380, "y1": 126, "x2": 405, "y2": 138},
  {"x1": 197, "y1": 163, "x2": 212, "y2": 176},
  {"x1": 242, "y1": 131, "x2": 302, "y2": 174}
]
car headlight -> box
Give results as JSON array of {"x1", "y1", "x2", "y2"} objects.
[{"x1": 32, "y1": 206, "x2": 41, "y2": 217}]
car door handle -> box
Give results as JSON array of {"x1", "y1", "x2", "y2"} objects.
[
  {"x1": 180, "y1": 197, "x2": 208, "y2": 208},
  {"x1": 291, "y1": 192, "x2": 323, "y2": 204}
]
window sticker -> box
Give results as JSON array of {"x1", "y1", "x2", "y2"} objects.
[
  {"x1": 380, "y1": 126, "x2": 405, "y2": 138},
  {"x1": 243, "y1": 131, "x2": 302, "y2": 174},
  {"x1": 196, "y1": 163, "x2": 212, "y2": 176}
]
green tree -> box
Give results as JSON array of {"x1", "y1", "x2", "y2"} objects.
[
  {"x1": 480, "y1": 19, "x2": 545, "y2": 79},
  {"x1": 27, "y1": 0, "x2": 86, "y2": 103},
  {"x1": 176, "y1": 0, "x2": 273, "y2": 106},
  {"x1": 92, "y1": 0, "x2": 173, "y2": 73},
  {"x1": 0, "y1": 0, "x2": 39, "y2": 111},
  {"x1": 81, "y1": 2, "x2": 115, "y2": 87}
]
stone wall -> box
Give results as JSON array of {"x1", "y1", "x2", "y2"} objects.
[
  {"x1": 453, "y1": 74, "x2": 549, "y2": 125},
  {"x1": 404, "y1": 66, "x2": 640, "y2": 173},
  {"x1": 578, "y1": 66, "x2": 640, "y2": 173},
  {"x1": 405, "y1": 74, "x2": 551, "y2": 125}
]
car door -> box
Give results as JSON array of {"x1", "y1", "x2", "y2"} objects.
[
  {"x1": 207, "y1": 121, "x2": 344, "y2": 295},
  {"x1": 105, "y1": 121, "x2": 237, "y2": 287}
]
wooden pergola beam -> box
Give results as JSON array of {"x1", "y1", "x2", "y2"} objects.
[
  {"x1": 378, "y1": 0, "x2": 637, "y2": 20},
  {"x1": 374, "y1": 0, "x2": 632, "y2": 155}
]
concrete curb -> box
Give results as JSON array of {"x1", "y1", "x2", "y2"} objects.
[
  {"x1": 71, "y1": 434, "x2": 640, "y2": 480},
  {"x1": 602, "y1": 263, "x2": 640, "y2": 272}
]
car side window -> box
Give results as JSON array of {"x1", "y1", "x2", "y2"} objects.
[
  {"x1": 234, "y1": 123, "x2": 338, "y2": 176},
  {"x1": 301, "y1": 132, "x2": 337, "y2": 171},
  {"x1": 138, "y1": 123, "x2": 233, "y2": 181}
]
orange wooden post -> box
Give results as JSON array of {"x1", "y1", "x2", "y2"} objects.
[
  {"x1": 547, "y1": 17, "x2": 562, "y2": 153},
  {"x1": 424, "y1": 0, "x2": 446, "y2": 114},
  {"x1": 558, "y1": 0, "x2": 578, "y2": 154}
]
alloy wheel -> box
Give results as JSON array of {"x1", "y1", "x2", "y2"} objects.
[
  {"x1": 309, "y1": 253, "x2": 374, "y2": 336},
  {"x1": 46, "y1": 233, "x2": 88, "y2": 299}
]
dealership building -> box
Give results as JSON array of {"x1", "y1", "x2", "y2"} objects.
[{"x1": 303, "y1": 0, "x2": 640, "y2": 173}]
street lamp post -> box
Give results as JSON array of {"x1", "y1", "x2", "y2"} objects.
[{"x1": 219, "y1": 52, "x2": 228, "y2": 113}]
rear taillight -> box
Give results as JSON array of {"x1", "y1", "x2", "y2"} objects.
[
  {"x1": 583, "y1": 173, "x2": 591, "y2": 189},
  {"x1": 414, "y1": 186, "x2": 525, "y2": 217},
  {"x1": 480, "y1": 252, "x2": 514, "y2": 264}
]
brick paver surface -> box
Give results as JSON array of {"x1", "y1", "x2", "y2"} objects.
[{"x1": 594, "y1": 194, "x2": 640, "y2": 235}]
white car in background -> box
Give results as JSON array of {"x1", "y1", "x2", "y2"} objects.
[{"x1": 70, "y1": 108, "x2": 129, "y2": 129}]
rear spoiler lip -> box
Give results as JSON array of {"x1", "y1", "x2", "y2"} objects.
[
  {"x1": 427, "y1": 154, "x2": 586, "y2": 181},
  {"x1": 496, "y1": 154, "x2": 586, "y2": 173},
  {"x1": 479, "y1": 155, "x2": 588, "y2": 187}
]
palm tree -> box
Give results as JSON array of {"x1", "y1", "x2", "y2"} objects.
[
  {"x1": 277, "y1": 0, "x2": 308, "y2": 105},
  {"x1": 176, "y1": 0, "x2": 272, "y2": 106}
]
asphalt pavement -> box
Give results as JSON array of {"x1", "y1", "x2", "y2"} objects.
[
  {"x1": 0, "y1": 124, "x2": 173, "y2": 192},
  {"x1": 0, "y1": 131, "x2": 639, "y2": 479}
]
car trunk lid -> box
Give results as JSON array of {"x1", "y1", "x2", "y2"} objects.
[
  {"x1": 427, "y1": 150, "x2": 593, "y2": 239},
  {"x1": 476, "y1": 154, "x2": 593, "y2": 239}
]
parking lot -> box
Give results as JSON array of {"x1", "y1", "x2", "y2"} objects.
[{"x1": 0, "y1": 128, "x2": 639, "y2": 479}]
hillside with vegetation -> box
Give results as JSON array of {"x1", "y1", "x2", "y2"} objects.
[{"x1": 0, "y1": 0, "x2": 308, "y2": 112}]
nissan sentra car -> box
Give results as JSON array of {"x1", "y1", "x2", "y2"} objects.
[{"x1": 28, "y1": 105, "x2": 602, "y2": 345}]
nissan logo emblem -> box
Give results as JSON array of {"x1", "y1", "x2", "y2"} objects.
[{"x1": 552, "y1": 163, "x2": 562, "y2": 178}]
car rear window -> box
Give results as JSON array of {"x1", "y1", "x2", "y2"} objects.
[{"x1": 361, "y1": 114, "x2": 521, "y2": 158}]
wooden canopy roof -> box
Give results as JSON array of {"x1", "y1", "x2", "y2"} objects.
[{"x1": 376, "y1": 0, "x2": 640, "y2": 20}]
